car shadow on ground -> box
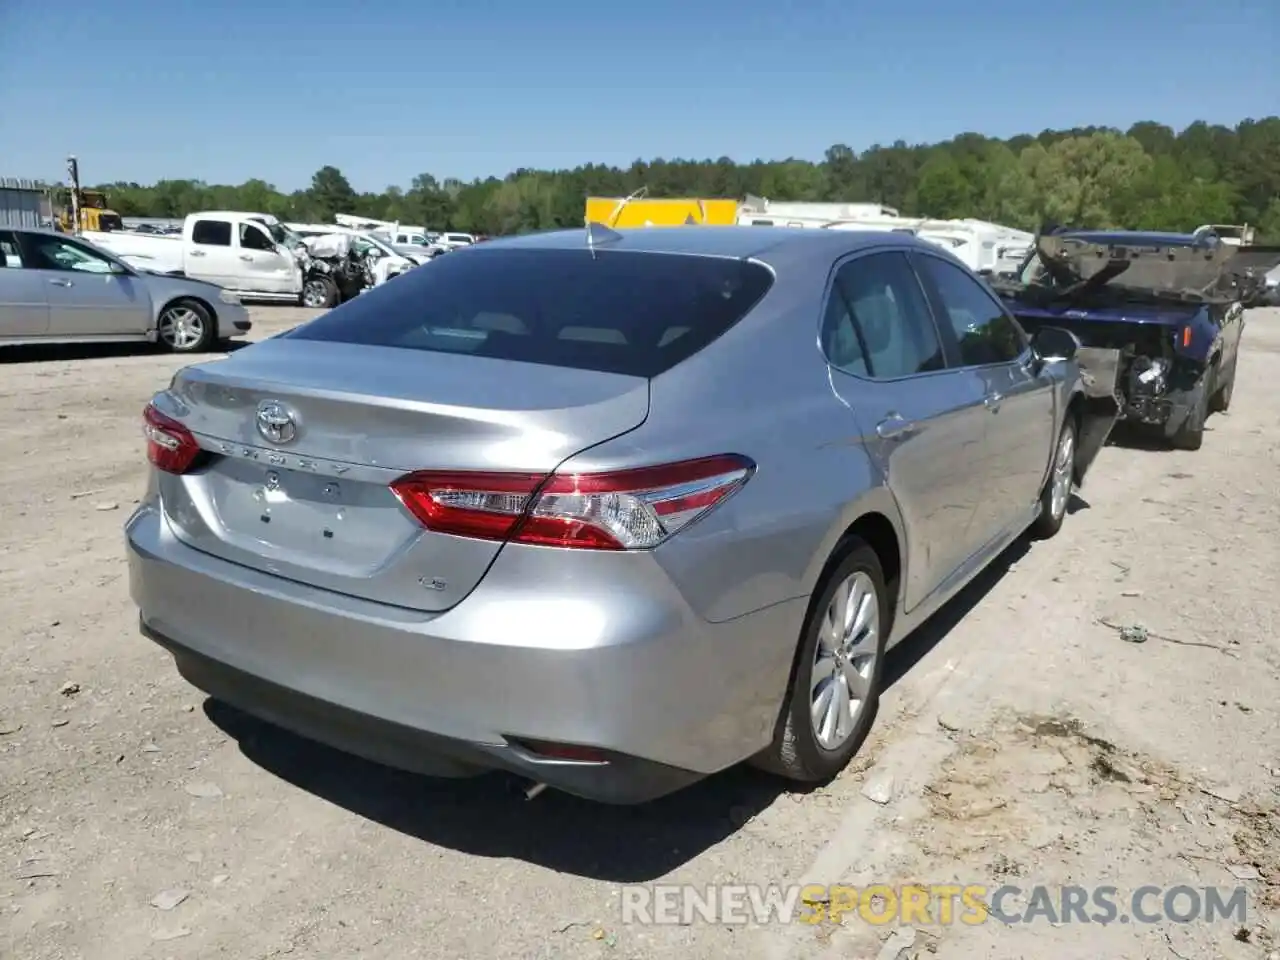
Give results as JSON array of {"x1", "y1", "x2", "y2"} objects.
[
  {"x1": 205, "y1": 536, "x2": 1031, "y2": 883},
  {"x1": 1104, "y1": 421, "x2": 1214, "y2": 453},
  {"x1": 0, "y1": 340, "x2": 251, "y2": 364}
]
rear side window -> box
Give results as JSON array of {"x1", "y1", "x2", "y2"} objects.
[
  {"x1": 822, "y1": 251, "x2": 946, "y2": 379},
  {"x1": 192, "y1": 220, "x2": 231, "y2": 246},
  {"x1": 288, "y1": 248, "x2": 775, "y2": 377}
]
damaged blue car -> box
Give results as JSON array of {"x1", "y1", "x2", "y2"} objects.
[{"x1": 991, "y1": 228, "x2": 1280, "y2": 451}]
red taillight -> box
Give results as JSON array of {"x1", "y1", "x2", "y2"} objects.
[
  {"x1": 142, "y1": 402, "x2": 200, "y2": 474},
  {"x1": 390, "y1": 454, "x2": 755, "y2": 551},
  {"x1": 512, "y1": 739, "x2": 609, "y2": 763}
]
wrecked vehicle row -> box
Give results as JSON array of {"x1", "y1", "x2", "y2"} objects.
[
  {"x1": 85, "y1": 210, "x2": 423, "y2": 309},
  {"x1": 296, "y1": 232, "x2": 415, "y2": 308},
  {"x1": 992, "y1": 229, "x2": 1280, "y2": 451}
]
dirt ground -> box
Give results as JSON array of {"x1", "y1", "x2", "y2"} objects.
[{"x1": 2, "y1": 307, "x2": 1279, "y2": 960}]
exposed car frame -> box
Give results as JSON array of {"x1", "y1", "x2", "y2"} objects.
[{"x1": 993, "y1": 229, "x2": 1280, "y2": 450}]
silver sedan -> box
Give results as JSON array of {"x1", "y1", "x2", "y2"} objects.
[
  {"x1": 126, "y1": 226, "x2": 1116, "y2": 804},
  {"x1": 0, "y1": 227, "x2": 252, "y2": 352}
]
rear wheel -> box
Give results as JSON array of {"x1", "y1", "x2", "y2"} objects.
[
  {"x1": 1030, "y1": 417, "x2": 1075, "y2": 540},
  {"x1": 157, "y1": 299, "x2": 214, "y2": 354},
  {"x1": 752, "y1": 542, "x2": 888, "y2": 784}
]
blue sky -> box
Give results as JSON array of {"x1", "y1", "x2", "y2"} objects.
[{"x1": 1, "y1": 0, "x2": 1276, "y2": 192}]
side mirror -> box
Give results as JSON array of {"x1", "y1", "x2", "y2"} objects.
[
  {"x1": 1031, "y1": 325, "x2": 1080, "y2": 362},
  {"x1": 109, "y1": 261, "x2": 132, "y2": 276}
]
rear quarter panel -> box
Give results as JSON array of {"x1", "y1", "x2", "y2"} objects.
[{"x1": 554, "y1": 255, "x2": 906, "y2": 625}]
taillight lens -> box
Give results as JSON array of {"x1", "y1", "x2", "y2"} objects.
[
  {"x1": 390, "y1": 454, "x2": 755, "y2": 550},
  {"x1": 143, "y1": 402, "x2": 200, "y2": 474}
]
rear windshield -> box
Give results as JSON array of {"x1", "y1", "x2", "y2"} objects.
[{"x1": 287, "y1": 247, "x2": 774, "y2": 377}]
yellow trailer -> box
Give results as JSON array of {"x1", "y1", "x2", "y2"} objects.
[{"x1": 585, "y1": 194, "x2": 739, "y2": 228}]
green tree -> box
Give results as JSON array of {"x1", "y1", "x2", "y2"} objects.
[
  {"x1": 87, "y1": 116, "x2": 1278, "y2": 238},
  {"x1": 915, "y1": 153, "x2": 974, "y2": 218},
  {"x1": 308, "y1": 166, "x2": 357, "y2": 221},
  {"x1": 1257, "y1": 198, "x2": 1280, "y2": 241}
]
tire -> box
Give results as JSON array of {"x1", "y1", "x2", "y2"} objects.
[
  {"x1": 1029, "y1": 416, "x2": 1076, "y2": 540},
  {"x1": 301, "y1": 276, "x2": 338, "y2": 309},
  {"x1": 1209, "y1": 356, "x2": 1235, "y2": 414},
  {"x1": 1170, "y1": 374, "x2": 1210, "y2": 451},
  {"x1": 156, "y1": 299, "x2": 214, "y2": 354},
  {"x1": 751, "y1": 541, "x2": 889, "y2": 784}
]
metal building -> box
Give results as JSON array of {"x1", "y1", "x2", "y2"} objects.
[{"x1": 0, "y1": 178, "x2": 53, "y2": 228}]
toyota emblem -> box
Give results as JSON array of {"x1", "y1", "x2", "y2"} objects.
[{"x1": 256, "y1": 400, "x2": 298, "y2": 445}]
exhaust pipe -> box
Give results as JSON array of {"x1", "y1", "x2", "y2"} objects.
[{"x1": 524, "y1": 782, "x2": 548, "y2": 800}]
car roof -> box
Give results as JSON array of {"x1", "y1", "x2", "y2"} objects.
[
  {"x1": 482, "y1": 225, "x2": 936, "y2": 261},
  {"x1": 5, "y1": 226, "x2": 61, "y2": 239}
]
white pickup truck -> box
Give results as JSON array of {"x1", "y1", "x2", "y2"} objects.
[{"x1": 85, "y1": 212, "x2": 307, "y2": 303}]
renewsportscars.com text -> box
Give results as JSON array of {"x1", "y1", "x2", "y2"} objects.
[{"x1": 620, "y1": 883, "x2": 1248, "y2": 926}]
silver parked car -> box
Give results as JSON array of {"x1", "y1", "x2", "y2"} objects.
[
  {"x1": 0, "y1": 228, "x2": 251, "y2": 352},
  {"x1": 126, "y1": 227, "x2": 1116, "y2": 803}
]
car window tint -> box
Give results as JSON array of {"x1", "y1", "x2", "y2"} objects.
[
  {"x1": 24, "y1": 237, "x2": 114, "y2": 273},
  {"x1": 288, "y1": 248, "x2": 774, "y2": 378},
  {"x1": 239, "y1": 223, "x2": 274, "y2": 251},
  {"x1": 917, "y1": 255, "x2": 1027, "y2": 365},
  {"x1": 192, "y1": 220, "x2": 232, "y2": 246},
  {"x1": 823, "y1": 251, "x2": 945, "y2": 379},
  {"x1": 820, "y1": 284, "x2": 871, "y2": 377},
  {"x1": 0, "y1": 231, "x2": 22, "y2": 268}
]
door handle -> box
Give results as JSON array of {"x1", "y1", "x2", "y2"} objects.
[
  {"x1": 48, "y1": 278, "x2": 74, "y2": 288},
  {"x1": 984, "y1": 392, "x2": 1003, "y2": 411},
  {"x1": 189, "y1": 250, "x2": 206, "y2": 257},
  {"x1": 239, "y1": 254, "x2": 254, "y2": 262},
  {"x1": 876, "y1": 415, "x2": 916, "y2": 440}
]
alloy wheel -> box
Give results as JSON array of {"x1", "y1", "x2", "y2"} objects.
[
  {"x1": 810, "y1": 571, "x2": 880, "y2": 750},
  {"x1": 157, "y1": 307, "x2": 205, "y2": 350},
  {"x1": 1050, "y1": 427, "x2": 1075, "y2": 521}
]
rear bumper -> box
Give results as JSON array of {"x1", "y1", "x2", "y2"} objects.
[
  {"x1": 125, "y1": 504, "x2": 804, "y2": 804},
  {"x1": 215, "y1": 302, "x2": 253, "y2": 339},
  {"x1": 143, "y1": 621, "x2": 701, "y2": 803}
]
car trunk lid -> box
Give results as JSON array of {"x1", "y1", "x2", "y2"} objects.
[
  {"x1": 1032, "y1": 236, "x2": 1280, "y2": 302},
  {"x1": 1035, "y1": 235, "x2": 1234, "y2": 299},
  {"x1": 155, "y1": 338, "x2": 650, "y2": 612}
]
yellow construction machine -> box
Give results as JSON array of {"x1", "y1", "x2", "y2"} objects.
[{"x1": 53, "y1": 157, "x2": 124, "y2": 232}]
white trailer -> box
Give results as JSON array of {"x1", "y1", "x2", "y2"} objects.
[{"x1": 736, "y1": 200, "x2": 1033, "y2": 276}]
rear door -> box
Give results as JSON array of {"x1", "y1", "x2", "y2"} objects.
[
  {"x1": 17, "y1": 232, "x2": 151, "y2": 337},
  {"x1": 0, "y1": 230, "x2": 50, "y2": 339},
  {"x1": 821, "y1": 250, "x2": 989, "y2": 612},
  {"x1": 913, "y1": 252, "x2": 1057, "y2": 546}
]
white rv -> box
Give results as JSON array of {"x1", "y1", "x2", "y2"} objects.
[
  {"x1": 737, "y1": 197, "x2": 901, "y2": 228},
  {"x1": 734, "y1": 200, "x2": 1033, "y2": 276}
]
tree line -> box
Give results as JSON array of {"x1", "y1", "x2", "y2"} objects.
[{"x1": 97, "y1": 118, "x2": 1280, "y2": 239}]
